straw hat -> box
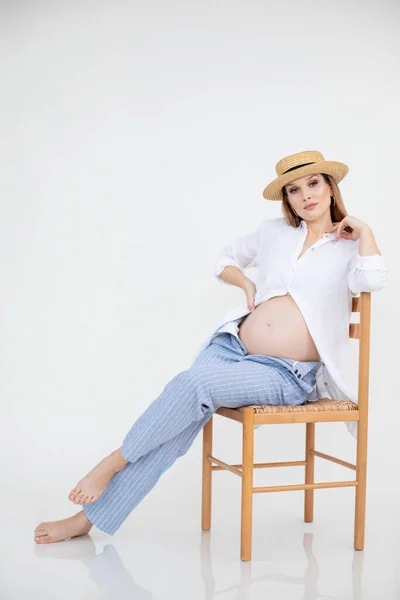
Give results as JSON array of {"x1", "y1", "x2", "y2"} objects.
[{"x1": 262, "y1": 150, "x2": 349, "y2": 201}]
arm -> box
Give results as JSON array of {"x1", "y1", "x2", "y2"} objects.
[
  {"x1": 348, "y1": 226, "x2": 388, "y2": 295},
  {"x1": 327, "y1": 217, "x2": 389, "y2": 296},
  {"x1": 358, "y1": 224, "x2": 381, "y2": 257},
  {"x1": 218, "y1": 266, "x2": 251, "y2": 289}
]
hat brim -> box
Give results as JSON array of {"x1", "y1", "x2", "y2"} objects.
[{"x1": 262, "y1": 161, "x2": 349, "y2": 201}]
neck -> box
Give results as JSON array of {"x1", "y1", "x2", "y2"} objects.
[{"x1": 303, "y1": 213, "x2": 334, "y2": 238}]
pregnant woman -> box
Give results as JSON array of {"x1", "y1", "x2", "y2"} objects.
[{"x1": 34, "y1": 150, "x2": 388, "y2": 544}]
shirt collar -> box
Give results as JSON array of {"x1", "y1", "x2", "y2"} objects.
[{"x1": 299, "y1": 219, "x2": 336, "y2": 239}]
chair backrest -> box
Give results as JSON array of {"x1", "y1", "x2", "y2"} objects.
[{"x1": 349, "y1": 293, "x2": 371, "y2": 413}]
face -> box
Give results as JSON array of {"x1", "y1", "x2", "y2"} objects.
[{"x1": 284, "y1": 173, "x2": 333, "y2": 221}]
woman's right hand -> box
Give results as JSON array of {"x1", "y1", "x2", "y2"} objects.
[{"x1": 242, "y1": 279, "x2": 257, "y2": 312}]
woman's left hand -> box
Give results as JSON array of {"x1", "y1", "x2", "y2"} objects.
[{"x1": 326, "y1": 216, "x2": 369, "y2": 241}]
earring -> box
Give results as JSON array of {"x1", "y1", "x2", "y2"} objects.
[
  {"x1": 331, "y1": 195, "x2": 336, "y2": 207},
  {"x1": 292, "y1": 207, "x2": 299, "y2": 217}
]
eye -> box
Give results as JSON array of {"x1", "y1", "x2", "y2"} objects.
[{"x1": 289, "y1": 179, "x2": 318, "y2": 193}]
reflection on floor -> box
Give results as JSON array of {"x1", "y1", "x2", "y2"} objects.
[{"x1": 3, "y1": 491, "x2": 400, "y2": 599}]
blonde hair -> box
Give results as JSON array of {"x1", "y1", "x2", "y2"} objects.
[{"x1": 281, "y1": 173, "x2": 348, "y2": 228}]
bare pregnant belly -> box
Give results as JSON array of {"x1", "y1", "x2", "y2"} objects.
[{"x1": 237, "y1": 293, "x2": 321, "y2": 362}]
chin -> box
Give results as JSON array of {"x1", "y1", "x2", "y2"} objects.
[{"x1": 303, "y1": 207, "x2": 324, "y2": 218}]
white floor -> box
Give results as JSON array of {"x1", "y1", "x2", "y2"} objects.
[{"x1": 2, "y1": 482, "x2": 400, "y2": 600}]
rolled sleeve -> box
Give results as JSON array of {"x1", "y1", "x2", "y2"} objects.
[
  {"x1": 347, "y1": 252, "x2": 388, "y2": 295},
  {"x1": 214, "y1": 222, "x2": 265, "y2": 284}
]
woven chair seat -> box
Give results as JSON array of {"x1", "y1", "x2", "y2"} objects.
[{"x1": 238, "y1": 399, "x2": 358, "y2": 414}]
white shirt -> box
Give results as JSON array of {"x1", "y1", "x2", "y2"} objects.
[{"x1": 192, "y1": 217, "x2": 388, "y2": 439}]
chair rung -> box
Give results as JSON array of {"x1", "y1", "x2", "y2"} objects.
[
  {"x1": 208, "y1": 455, "x2": 242, "y2": 477},
  {"x1": 211, "y1": 459, "x2": 306, "y2": 470},
  {"x1": 253, "y1": 480, "x2": 358, "y2": 493},
  {"x1": 312, "y1": 450, "x2": 356, "y2": 471}
]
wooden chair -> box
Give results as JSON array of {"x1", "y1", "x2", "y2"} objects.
[{"x1": 201, "y1": 292, "x2": 371, "y2": 561}]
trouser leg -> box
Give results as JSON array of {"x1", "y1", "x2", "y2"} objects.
[
  {"x1": 82, "y1": 334, "x2": 236, "y2": 534},
  {"x1": 120, "y1": 333, "x2": 245, "y2": 464},
  {"x1": 83, "y1": 413, "x2": 210, "y2": 534}
]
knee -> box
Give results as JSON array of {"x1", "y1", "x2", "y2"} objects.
[
  {"x1": 169, "y1": 368, "x2": 213, "y2": 414},
  {"x1": 170, "y1": 367, "x2": 207, "y2": 389}
]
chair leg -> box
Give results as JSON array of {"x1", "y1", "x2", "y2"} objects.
[
  {"x1": 201, "y1": 417, "x2": 213, "y2": 531},
  {"x1": 304, "y1": 422, "x2": 315, "y2": 523},
  {"x1": 354, "y1": 422, "x2": 367, "y2": 550},
  {"x1": 241, "y1": 408, "x2": 254, "y2": 561}
]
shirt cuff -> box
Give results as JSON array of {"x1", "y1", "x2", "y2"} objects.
[{"x1": 352, "y1": 253, "x2": 387, "y2": 273}]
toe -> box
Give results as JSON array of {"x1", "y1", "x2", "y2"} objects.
[
  {"x1": 35, "y1": 534, "x2": 50, "y2": 544},
  {"x1": 69, "y1": 487, "x2": 80, "y2": 501},
  {"x1": 84, "y1": 495, "x2": 95, "y2": 504},
  {"x1": 75, "y1": 491, "x2": 85, "y2": 504},
  {"x1": 79, "y1": 494, "x2": 88, "y2": 504},
  {"x1": 35, "y1": 527, "x2": 46, "y2": 534}
]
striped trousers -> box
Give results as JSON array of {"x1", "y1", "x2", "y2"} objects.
[{"x1": 82, "y1": 331, "x2": 321, "y2": 534}]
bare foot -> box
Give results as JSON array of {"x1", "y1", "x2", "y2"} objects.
[
  {"x1": 34, "y1": 511, "x2": 93, "y2": 544},
  {"x1": 68, "y1": 447, "x2": 129, "y2": 505}
]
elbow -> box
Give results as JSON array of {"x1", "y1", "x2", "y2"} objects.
[{"x1": 214, "y1": 259, "x2": 244, "y2": 282}]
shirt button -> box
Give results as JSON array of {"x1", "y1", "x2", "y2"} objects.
[
  {"x1": 294, "y1": 369, "x2": 298, "y2": 374},
  {"x1": 297, "y1": 373, "x2": 301, "y2": 378}
]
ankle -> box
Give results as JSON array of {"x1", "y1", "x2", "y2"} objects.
[
  {"x1": 77, "y1": 511, "x2": 93, "y2": 528},
  {"x1": 111, "y1": 448, "x2": 129, "y2": 471}
]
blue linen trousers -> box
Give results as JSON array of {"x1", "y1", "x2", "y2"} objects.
[{"x1": 82, "y1": 331, "x2": 321, "y2": 535}]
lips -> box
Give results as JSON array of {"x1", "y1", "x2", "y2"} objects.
[{"x1": 304, "y1": 203, "x2": 318, "y2": 210}]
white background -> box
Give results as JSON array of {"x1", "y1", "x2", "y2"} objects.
[{"x1": 0, "y1": 1, "x2": 398, "y2": 597}]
